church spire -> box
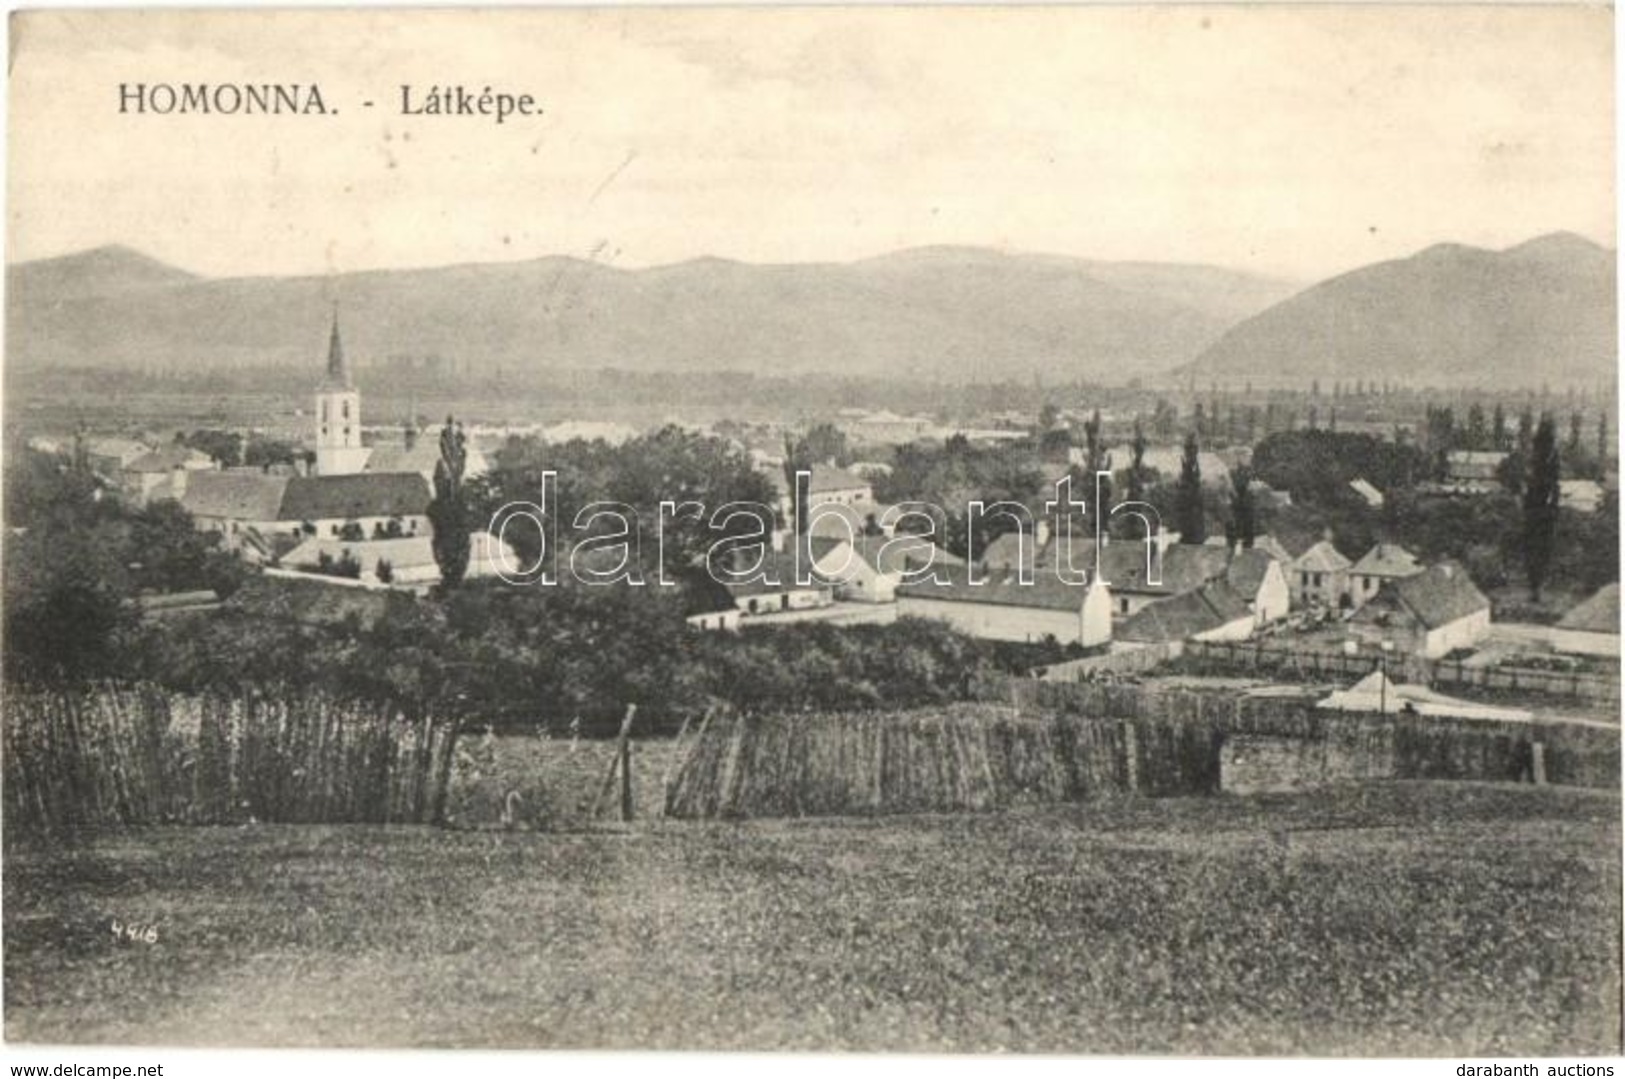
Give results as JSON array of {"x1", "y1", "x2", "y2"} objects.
[{"x1": 324, "y1": 305, "x2": 351, "y2": 389}]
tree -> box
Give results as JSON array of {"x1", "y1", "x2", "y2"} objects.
[
  {"x1": 1522, "y1": 414, "x2": 1561, "y2": 602},
  {"x1": 429, "y1": 416, "x2": 472, "y2": 590},
  {"x1": 1492, "y1": 404, "x2": 1508, "y2": 451},
  {"x1": 1598, "y1": 412, "x2": 1611, "y2": 470},
  {"x1": 1466, "y1": 403, "x2": 1487, "y2": 451},
  {"x1": 1229, "y1": 463, "x2": 1256, "y2": 549},
  {"x1": 1175, "y1": 431, "x2": 1205, "y2": 544},
  {"x1": 1126, "y1": 417, "x2": 1148, "y2": 505},
  {"x1": 791, "y1": 423, "x2": 849, "y2": 468},
  {"x1": 1568, "y1": 411, "x2": 1584, "y2": 455}
]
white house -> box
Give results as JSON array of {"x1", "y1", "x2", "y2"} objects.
[
  {"x1": 1346, "y1": 561, "x2": 1491, "y2": 659},
  {"x1": 809, "y1": 534, "x2": 964, "y2": 604},
  {"x1": 1553, "y1": 583, "x2": 1619, "y2": 657},
  {"x1": 120, "y1": 446, "x2": 218, "y2": 505},
  {"x1": 1348, "y1": 543, "x2": 1423, "y2": 608},
  {"x1": 895, "y1": 568, "x2": 1113, "y2": 647},
  {"x1": 804, "y1": 464, "x2": 874, "y2": 507},
  {"x1": 1288, "y1": 540, "x2": 1353, "y2": 609},
  {"x1": 719, "y1": 551, "x2": 836, "y2": 617},
  {"x1": 280, "y1": 531, "x2": 519, "y2": 589}
]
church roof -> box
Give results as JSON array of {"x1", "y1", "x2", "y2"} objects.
[
  {"x1": 279, "y1": 473, "x2": 432, "y2": 522},
  {"x1": 320, "y1": 311, "x2": 353, "y2": 390}
]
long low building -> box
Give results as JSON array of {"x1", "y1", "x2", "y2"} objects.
[
  {"x1": 181, "y1": 469, "x2": 433, "y2": 555},
  {"x1": 896, "y1": 567, "x2": 1112, "y2": 647}
]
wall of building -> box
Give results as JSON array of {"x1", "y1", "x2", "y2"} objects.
[
  {"x1": 1550, "y1": 628, "x2": 1621, "y2": 658},
  {"x1": 896, "y1": 596, "x2": 1083, "y2": 644},
  {"x1": 1253, "y1": 563, "x2": 1291, "y2": 625},
  {"x1": 1422, "y1": 608, "x2": 1492, "y2": 660}
]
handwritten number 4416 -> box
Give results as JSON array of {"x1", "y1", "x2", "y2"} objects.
[{"x1": 110, "y1": 920, "x2": 159, "y2": 944}]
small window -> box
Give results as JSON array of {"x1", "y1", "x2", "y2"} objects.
[{"x1": 342, "y1": 401, "x2": 350, "y2": 420}]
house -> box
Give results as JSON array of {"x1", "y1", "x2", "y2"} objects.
[
  {"x1": 1446, "y1": 450, "x2": 1509, "y2": 485},
  {"x1": 840, "y1": 410, "x2": 937, "y2": 446},
  {"x1": 809, "y1": 534, "x2": 964, "y2": 603},
  {"x1": 686, "y1": 607, "x2": 744, "y2": 632},
  {"x1": 719, "y1": 551, "x2": 835, "y2": 617},
  {"x1": 895, "y1": 567, "x2": 1112, "y2": 647},
  {"x1": 1288, "y1": 540, "x2": 1353, "y2": 609},
  {"x1": 85, "y1": 437, "x2": 152, "y2": 476},
  {"x1": 1552, "y1": 583, "x2": 1620, "y2": 657},
  {"x1": 1223, "y1": 547, "x2": 1292, "y2": 627},
  {"x1": 1117, "y1": 581, "x2": 1255, "y2": 644},
  {"x1": 1349, "y1": 477, "x2": 1385, "y2": 509},
  {"x1": 181, "y1": 470, "x2": 433, "y2": 552},
  {"x1": 1346, "y1": 561, "x2": 1491, "y2": 659},
  {"x1": 131, "y1": 589, "x2": 222, "y2": 619},
  {"x1": 804, "y1": 464, "x2": 874, "y2": 507},
  {"x1": 1560, "y1": 479, "x2": 1606, "y2": 513},
  {"x1": 279, "y1": 531, "x2": 518, "y2": 589},
  {"x1": 1348, "y1": 543, "x2": 1423, "y2": 607},
  {"x1": 119, "y1": 445, "x2": 218, "y2": 505},
  {"x1": 805, "y1": 499, "x2": 896, "y2": 542}
]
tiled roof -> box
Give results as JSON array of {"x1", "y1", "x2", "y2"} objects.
[
  {"x1": 1290, "y1": 539, "x2": 1352, "y2": 574},
  {"x1": 1382, "y1": 561, "x2": 1490, "y2": 629},
  {"x1": 181, "y1": 471, "x2": 290, "y2": 521},
  {"x1": 1223, "y1": 548, "x2": 1278, "y2": 600},
  {"x1": 1118, "y1": 582, "x2": 1253, "y2": 643},
  {"x1": 805, "y1": 500, "x2": 892, "y2": 540},
  {"x1": 277, "y1": 473, "x2": 432, "y2": 522},
  {"x1": 718, "y1": 550, "x2": 834, "y2": 598},
  {"x1": 1351, "y1": 543, "x2": 1422, "y2": 579},
  {"x1": 126, "y1": 446, "x2": 214, "y2": 473},
  {"x1": 1557, "y1": 583, "x2": 1620, "y2": 635},
  {"x1": 812, "y1": 534, "x2": 963, "y2": 577},
  {"x1": 896, "y1": 565, "x2": 1094, "y2": 612}
]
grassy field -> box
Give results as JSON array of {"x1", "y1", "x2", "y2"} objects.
[{"x1": 4, "y1": 781, "x2": 1620, "y2": 1054}]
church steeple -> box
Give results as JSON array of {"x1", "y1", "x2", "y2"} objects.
[
  {"x1": 323, "y1": 306, "x2": 352, "y2": 389},
  {"x1": 313, "y1": 307, "x2": 368, "y2": 476}
]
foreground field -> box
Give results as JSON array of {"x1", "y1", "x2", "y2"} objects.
[{"x1": 5, "y1": 782, "x2": 1620, "y2": 1054}]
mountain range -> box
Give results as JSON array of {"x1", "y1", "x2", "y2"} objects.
[
  {"x1": 6, "y1": 233, "x2": 1614, "y2": 389},
  {"x1": 1182, "y1": 232, "x2": 1616, "y2": 390}
]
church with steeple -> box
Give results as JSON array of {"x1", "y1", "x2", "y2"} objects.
[{"x1": 314, "y1": 311, "x2": 371, "y2": 476}]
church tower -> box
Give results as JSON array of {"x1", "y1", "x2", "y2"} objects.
[{"x1": 314, "y1": 310, "x2": 370, "y2": 476}]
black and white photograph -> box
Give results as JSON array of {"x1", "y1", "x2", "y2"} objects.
[{"x1": 1, "y1": 4, "x2": 1620, "y2": 1063}]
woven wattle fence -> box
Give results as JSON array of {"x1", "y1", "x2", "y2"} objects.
[
  {"x1": 662, "y1": 688, "x2": 1620, "y2": 820},
  {"x1": 3, "y1": 685, "x2": 462, "y2": 840}
]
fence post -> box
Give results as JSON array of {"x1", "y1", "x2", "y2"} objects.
[
  {"x1": 591, "y1": 703, "x2": 638, "y2": 820},
  {"x1": 619, "y1": 739, "x2": 634, "y2": 821},
  {"x1": 1532, "y1": 742, "x2": 1547, "y2": 786}
]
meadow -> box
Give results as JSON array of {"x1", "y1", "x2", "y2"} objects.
[{"x1": 5, "y1": 781, "x2": 1620, "y2": 1054}]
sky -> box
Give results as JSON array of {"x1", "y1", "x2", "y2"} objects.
[{"x1": 6, "y1": 6, "x2": 1616, "y2": 283}]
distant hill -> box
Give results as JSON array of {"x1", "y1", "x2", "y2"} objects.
[
  {"x1": 1181, "y1": 232, "x2": 1617, "y2": 390},
  {"x1": 5, "y1": 245, "x2": 1298, "y2": 384}
]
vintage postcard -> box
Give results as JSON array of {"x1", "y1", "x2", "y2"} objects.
[{"x1": 2, "y1": 4, "x2": 1619, "y2": 1061}]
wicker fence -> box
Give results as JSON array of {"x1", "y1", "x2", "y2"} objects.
[
  {"x1": 3, "y1": 685, "x2": 462, "y2": 840},
  {"x1": 663, "y1": 684, "x2": 1619, "y2": 820}
]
